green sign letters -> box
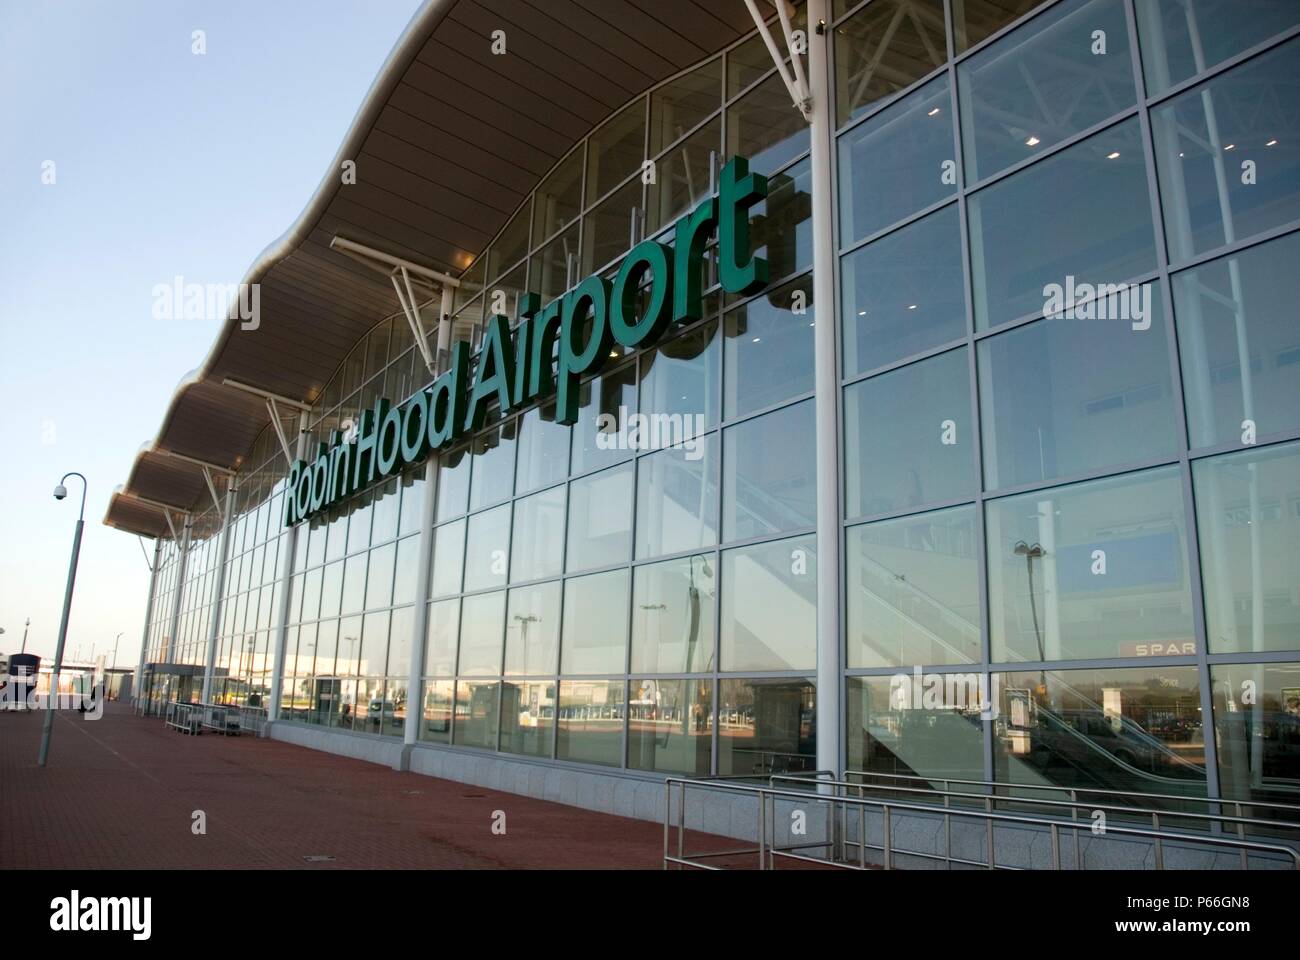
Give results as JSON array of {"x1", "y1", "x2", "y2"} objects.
[{"x1": 284, "y1": 156, "x2": 769, "y2": 528}]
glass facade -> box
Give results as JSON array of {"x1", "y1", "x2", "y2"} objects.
[{"x1": 134, "y1": 0, "x2": 1300, "y2": 810}]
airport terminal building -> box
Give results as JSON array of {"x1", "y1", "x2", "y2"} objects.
[{"x1": 106, "y1": 0, "x2": 1300, "y2": 829}]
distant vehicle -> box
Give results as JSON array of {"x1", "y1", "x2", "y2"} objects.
[
  {"x1": 1, "y1": 654, "x2": 40, "y2": 709},
  {"x1": 367, "y1": 698, "x2": 398, "y2": 728}
]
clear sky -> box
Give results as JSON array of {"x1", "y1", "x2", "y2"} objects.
[{"x1": 0, "y1": 0, "x2": 424, "y2": 664}]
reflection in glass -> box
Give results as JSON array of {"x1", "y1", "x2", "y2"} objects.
[
  {"x1": 959, "y1": 0, "x2": 1135, "y2": 183},
  {"x1": 835, "y1": 0, "x2": 948, "y2": 125},
  {"x1": 436, "y1": 446, "x2": 470, "y2": 521},
  {"x1": 1210, "y1": 662, "x2": 1300, "y2": 814},
  {"x1": 500, "y1": 680, "x2": 555, "y2": 758},
  {"x1": 650, "y1": 57, "x2": 721, "y2": 155},
  {"x1": 561, "y1": 570, "x2": 630, "y2": 675},
  {"x1": 847, "y1": 506, "x2": 980, "y2": 667},
  {"x1": 457, "y1": 591, "x2": 505, "y2": 676},
  {"x1": 1151, "y1": 39, "x2": 1300, "y2": 262},
  {"x1": 841, "y1": 203, "x2": 964, "y2": 375},
  {"x1": 844, "y1": 348, "x2": 974, "y2": 518},
  {"x1": 463, "y1": 503, "x2": 511, "y2": 592},
  {"x1": 1136, "y1": 0, "x2": 1300, "y2": 96},
  {"x1": 1195, "y1": 442, "x2": 1300, "y2": 654},
  {"x1": 635, "y1": 436, "x2": 719, "y2": 559},
  {"x1": 558, "y1": 680, "x2": 626, "y2": 766},
  {"x1": 639, "y1": 320, "x2": 720, "y2": 431},
  {"x1": 566, "y1": 463, "x2": 632, "y2": 572},
  {"x1": 631, "y1": 555, "x2": 716, "y2": 674},
  {"x1": 723, "y1": 400, "x2": 816, "y2": 541},
  {"x1": 987, "y1": 467, "x2": 1195, "y2": 662},
  {"x1": 994, "y1": 667, "x2": 1206, "y2": 800},
  {"x1": 468, "y1": 420, "x2": 516, "y2": 511},
  {"x1": 453, "y1": 680, "x2": 500, "y2": 749},
  {"x1": 720, "y1": 535, "x2": 816, "y2": 671},
  {"x1": 724, "y1": 276, "x2": 815, "y2": 419},
  {"x1": 530, "y1": 222, "x2": 581, "y2": 304},
  {"x1": 1173, "y1": 232, "x2": 1300, "y2": 448},
  {"x1": 430, "y1": 519, "x2": 465, "y2": 598},
  {"x1": 647, "y1": 118, "x2": 720, "y2": 234},
  {"x1": 847, "y1": 674, "x2": 985, "y2": 781},
  {"x1": 718, "y1": 678, "x2": 816, "y2": 775},
  {"x1": 515, "y1": 403, "x2": 569, "y2": 495},
  {"x1": 746, "y1": 159, "x2": 812, "y2": 282},
  {"x1": 571, "y1": 363, "x2": 637, "y2": 475},
  {"x1": 951, "y1": 0, "x2": 1050, "y2": 52},
  {"x1": 419, "y1": 679, "x2": 454, "y2": 744},
  {"x1": 586, "y1": 99, "x2": 645, "y2": 205},
  {"x1": 968, "y1": 119, "x2": 1155, "y2": 328},
  {"x1": 509, "y1": 485, "x2": 565, "y2": 583},
  {"x1": 583, "y1": 177, "x2": 643, "y2": 274},
  {"x1": 533, "y1": 144, "x2": 583, "y2": 246},
  {"x1": 838, "y1": 75, "x2": 955, "y2": 245},
  {"x1": 628, "y1": 678, "x2": 712, "y2": 775},
  {"x1": 425, "y1": 598, "x2": 459, "y2": 677},
  {"x1": 504, "y1": 582, "x2": 561, "y2": 676},
  {"x1": 978, "y1": 288, "x2": 1178, "y2": 490},
  {"x1": 726, "y1": 70, "x2": 809, "y2": 176}
]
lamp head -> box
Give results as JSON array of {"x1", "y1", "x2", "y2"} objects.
[{"x1": 53, "y1": 484, "x2": 67, "y2": 500}]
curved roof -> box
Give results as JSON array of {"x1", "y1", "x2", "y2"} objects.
[{"x1": 105, "y1": 0, "x2": 763, "y2": 538}]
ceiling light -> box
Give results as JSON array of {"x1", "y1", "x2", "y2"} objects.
[
  {"x1": 1025, "y1": 136, "x2": 1040, "y2": 147},
  {"x1": 1224, "y1": 143, "x2": 1235, "y2": 151},
  {"x1": 1106, "y1": 151, "x2": 1120, "y2": 159},
  {"x1": 907, "y1": 304, "x2": 917, "y2": 310},
  {"x1": 1266, "y1": 139, "x2": 1278, "y2": 146},
  {"x1": 928, "y1": 107, "x2": 940, "y2": 116}
]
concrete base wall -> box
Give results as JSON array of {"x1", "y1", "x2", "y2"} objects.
[{"x1": 267, "y1": 721, "x2": 1289, "y2": 870}]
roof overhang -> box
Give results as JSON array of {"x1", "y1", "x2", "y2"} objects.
[{"x1": 105, "y1": 0, "x2": 766, "y2": 537}]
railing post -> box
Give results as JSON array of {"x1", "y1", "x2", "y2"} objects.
[
  {"x1": 1153, "y1": 812, "x2": 1165, "y2": 870},
  {"x1": 757, "y1": 790, "x2": 766, "y2": 870},
  {"x1": 663, "y1": 781, "x2": 670, "y2": 870},
  {"x1": 883, "y1": 804, "x2": 892, "y2": 870},
  {"x1": 1051, "y1": 824, "x2": 1061, "y2": 870},
  {"x1": 1071, "y1": 788, "x2": 1081, "y2": 870},
  {"x1": 986, "y1": 795, "x2": 995, "y2": 869}
]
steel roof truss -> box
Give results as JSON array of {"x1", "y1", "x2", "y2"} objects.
[{"x1": 744, "y1": 0, "x2": 812, "y2": 121}]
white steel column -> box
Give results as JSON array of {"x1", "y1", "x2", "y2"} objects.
[
  {"x1": 200, "y1": 478, "x2": 237, "y2": 703},
  {"x1": 267, "y1": 410, "x2": 310, "y2": 722},
  {"x1": 808, "y1": 0, "x2": 843, "y2": 776},
  {"x1": 404, "y1": 286, "x2": 454, "y2": 750},
  {"x1": 133, "y1": 537, "x2": 163, "y2": 710},
  {"x1": 164, "y1": 516, "x2": 192, "y2": 667}
]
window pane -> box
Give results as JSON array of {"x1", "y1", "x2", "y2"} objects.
[
  {"x1": 847, "y1": 674, "x2": 985, "y2": 780},
  {"x1": 341, "y1": 553, "x2": 366, "y2": 615},
  {"x1": 1151, "y1": 39, "x2": 1300, "y2": 262},
  {"x1": 418, "y1": 679, "x2": 454, "y2": 744},
  {"x1": 571, "y1": 363, "x2": 637, "y2": 475},
  {"x1": 959, "y1": 0, "x2": 1135, "y2": 184},
  {"x1": 842, "y1": 203, "x2": 965, "y2": 376},
  {"x1": 453, "y1": 680, "x2": 500, "y2": 749},
  {"x1": 510, "y1": 485, "x2": 565, "y2": 583},
  {"x1": 533, "y1": 145, "x2": 583, "y2": 246},
  {"x1": 986, "y1": 466, "x2": 1195, "y2": 662},
  {"x1": 631, "y1": 555, "x2": 717, "y2": 674},
  {"x1": 488, "y1": 202, "x2": 531, "y2": 284},
  {"x1": 844, "y1": 348, "x2": 975, "y2": 519},
  {"x1": 386, "y1": 606, "x2": 414, "y2": 688},
  {"x1": 725, "y1": 70, "x2": 809, "y2": 177},
  {"x1": 1173, "y1": 232, "x2": 1300, "y2": 448},
  {"x1": 392, "y1": 536, "x2": 421, "y2": 606},
  {"x1": 952, "y1": 0, "x2": 1050, "y2": 53},
  {"x1": 1195, "y1": 441, "x2": 1300, "y2": 654},
  {"x1": 430, "y1": 519, "x2": 465, "y2": 599},
  {"x1": 723, "y1": 399, "x2": 816, "y2": 541},
  {"x1": 994, "y1": 667, "x2": 1206, "y2": 799},
  {"x1": 847, "y1": 505, "x2": 981, "y2": 667},
  {"x1": 838, "y1": 75, "x2": 956, "y2": 245},
  {"x1": 561, "y1": 570, "x2": 630, "y2": 674},
  {"x1": 425, "y1": 598, "x2": 459, "y2": 677},
  {"x1": 728, "y1": 4, "x2": 807, "y2": 95},
  {"x1": 639, "y1": 319, "x2": 720, "y2": 431},
  {"x1": 748, "y1": 158, "x2": 813, "y2": 281},
  {"x1": 515, "y1": 402, "x2": 569, "y2": 495},
  {"x1": 969, "y1": 119, "x2": 1156, "y2": 328},
  {"x1": 364, "y1": 542, "x2": 395, "y2": 610},
  {"x1": 557, "y1": 680, "x2": 626, "y2": 766},
  {"x1": 457, "y1": 591, "x2": 505, "y2": 676},
  {"x1": 371, "y1": 477, "x2": 401, "y2": 544},
  {"x1": 398, "y1": 469, "x2": 425, "y2": 537},
  {"x1": 718, "y1": 678, "x2": 816, "y2": 775},
  {"x1": 500, "y1": 680, "x2": 555, "y2": 757},
  {"x1": 468, "y1": 420, "x2": 517, "y2": 511},
  {"x1": 724, "y1": 275, "x2": 815, "y2": 419},
  {"x1": 566, "y1": 463, "x2": 632, "y2": 573},
  {"x1": 650, "y1": 57, "x2": 721, "y2": 155},
  {"x1": 720, "y1": 535, "x2": 816, "y2": 671},
  {"x1": 646, "y1": 117, "x2": 720, "y2": 235},
  {"x1": 628, "y1": 678, "x2": 712, "y2": 775},
  {"x1": 435, "y1": 446, "x2": 470, "y2": 521},
  {"x1": 530, "y1": 221, "x2": 581, "y2": 304},
  {"x1": 978, "y1": 286, "x2": 1178, "y2": 490},
  {"x1": 504, "y1": 582, "x2": 561, "y2": 676},
  {"x1": 337, "y1": 616, "x2": 361, "y2": 676},
  {"x1": 463, "y1": 504, "x2": 511, "y2": 593},
  {"x1": 587, "y1": 99, "x2": 645, "y2": 206},
  {"x1": 360, "y1": 610, "x2": 389, "y2": 677},
  {"x1": 1211, "y1": 662, "x2": 1300, "y2": 812},
  {"x1": 583, "y1": 176, "x2": 642, "y2": 274},
  {"x1": 635, "y1": 436, "x2": 720, "y2": 559},
  {"x1": 1137, "y1": 0, "x2": 1300, "y2": 96},
  {"x1": 835, "y1": 0, "x2": 948, "y2": 126}
]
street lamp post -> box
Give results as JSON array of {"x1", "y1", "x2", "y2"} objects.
[
  {"x1": 21, "y1": 618, "x2": 30, "y2": 653},
  {"x1": 39, "y1": 472, "x2": 87, "y2": 767}
]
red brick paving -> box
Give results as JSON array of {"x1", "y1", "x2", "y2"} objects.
[{"x1": 0, "y1": 702, "x2": 737, "y2": 869}]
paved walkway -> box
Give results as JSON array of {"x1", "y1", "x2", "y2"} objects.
[{"x1": 0, "y1": 702, "x2": 727, "y2": 869}]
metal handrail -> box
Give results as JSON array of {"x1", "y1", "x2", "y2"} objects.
[
  {"x1": 663, "y1": 775, "x2": 1300, "y2": 871},
  {"x1": 838, "y1": 768, "x2": 1300, "y2": 819}
]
